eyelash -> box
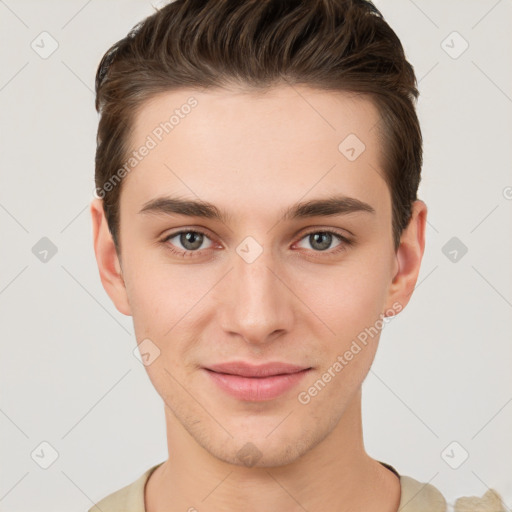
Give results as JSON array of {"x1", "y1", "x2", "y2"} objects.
[{"x1": 160, "y1": 228, "x2": 353, "y2": 259}]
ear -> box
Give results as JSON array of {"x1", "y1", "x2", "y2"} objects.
[
  {"x1": 90, "y1": 198, "x2": 132, "y2": 316},
  {"x1": 384, "y1": 200, "x2": 427, "y2": 314}
]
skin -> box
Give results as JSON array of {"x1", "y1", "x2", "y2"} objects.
[{"x1": 90, "y1": 85, "x2": 427, "y2": 512}]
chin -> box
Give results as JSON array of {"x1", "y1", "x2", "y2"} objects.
[
  {"x1": 216, "y1": 439, "x2": 306, "y2": 468},
  {"x1": 199, "y1": 423, "x2": 326, "y2": 469}
]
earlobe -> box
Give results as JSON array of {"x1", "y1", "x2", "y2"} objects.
[
  {"x1": 385, "y1": 200, "x2": 428, "y2": 312},
  {"x1": 90, "y1": 198, "x2": 132, "y2": 316}
]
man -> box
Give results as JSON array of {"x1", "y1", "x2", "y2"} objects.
[{"x1": 88, "y1": 1, "x2": 504, "y2": 511}]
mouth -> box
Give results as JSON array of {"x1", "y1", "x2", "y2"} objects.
[{"x1": 202, "y1": 361, "x2": 312, "y2": 401}]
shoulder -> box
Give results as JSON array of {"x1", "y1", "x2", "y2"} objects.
[
  {"x1": 399, "y1": 474, "x2": 506, "y2": 512},
  {"x1": 88, "y1": 463, "x2": 163, "y2": 512},
  {"x1": 399, "y1": 474, "x2": 447, "y2": 511}
]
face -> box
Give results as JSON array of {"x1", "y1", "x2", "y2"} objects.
[{"x1": 91, "y1": 85, "x2": 425, "y2": 468}]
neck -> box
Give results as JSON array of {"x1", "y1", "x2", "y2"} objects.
[{"x1": 145, "y1": 388, "x2": 400, "y2": 512}]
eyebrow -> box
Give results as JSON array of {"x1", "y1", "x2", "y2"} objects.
[{"x1": 138, "y1": 194, "x2": 375, "y2": 223}]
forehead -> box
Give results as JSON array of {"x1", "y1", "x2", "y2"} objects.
[
  {"x1": 121, "y1": 85, "x2": 389, "y2": 221},
  {"x1": 130, "y1": 85, "x2": 381, "y2": 152}
]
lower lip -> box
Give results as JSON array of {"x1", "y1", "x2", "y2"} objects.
[{"x1": 204, "y1": 368, "x2": 311, "y2": 401}]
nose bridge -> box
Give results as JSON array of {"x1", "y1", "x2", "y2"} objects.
[{"x1": 219, "y1": 241, "x2": 293, "y2": 345}]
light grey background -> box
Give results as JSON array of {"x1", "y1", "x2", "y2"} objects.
[{"x1": 1, "y1": 1, "x2": 511, "y2": 511}]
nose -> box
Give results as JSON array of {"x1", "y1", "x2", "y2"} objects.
[{"x1": 217, "y1": 244, "x2": 295, "y2": 347}]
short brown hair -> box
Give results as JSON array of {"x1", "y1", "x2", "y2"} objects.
[{"x1": 95, "y1": 0, "x2": 422, "y2": 254}]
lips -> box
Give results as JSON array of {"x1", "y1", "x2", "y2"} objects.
[
  {"x1": 205, "y1": 361, "x2": 310, "y2": 378},
  {"x1": 203, "y1": 361, "x2": 312, "y2": 401}
]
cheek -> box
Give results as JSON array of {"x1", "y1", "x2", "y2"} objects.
[
  {"x1": 123, "y1": 256, "x2": 215, "y2": 373},
  {"x1": 122, "y1": 254, "x2": 173, "y2": 339},
  {"x1": 293, "y1": 258, "x2": 391, "y2": 343},
  {"x1": 124, "y1": 273, "x2": 163, "y2": 332},
  {"x1": 296, "y1": 265, "x2": 389, "y2": 406},
  {"x1": 121, "y1": 241, "x2": 193, "y2": 325}
]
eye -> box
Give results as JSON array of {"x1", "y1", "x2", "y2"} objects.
[
  {"x1": 162, "y1": 229, "x2": 214, "y2": 253},
  {"x1": 160, "y1": 227, "x2": 352, "y2": 259},
  {"x1": 295, "y1": 229, "x2": 350, "y2": 252}
]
